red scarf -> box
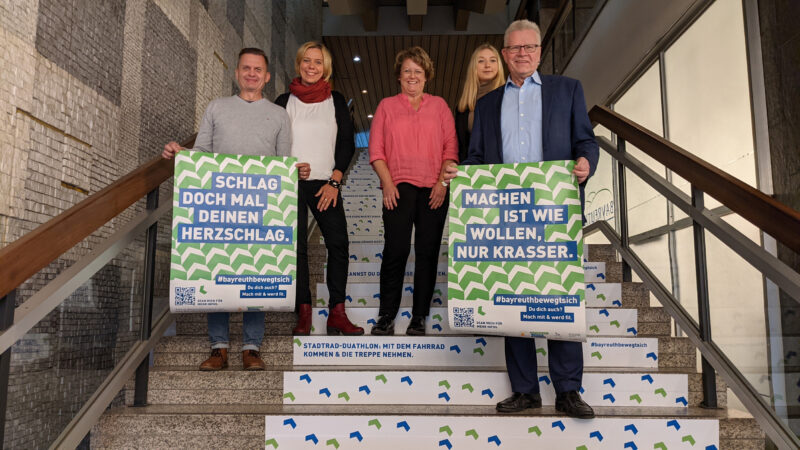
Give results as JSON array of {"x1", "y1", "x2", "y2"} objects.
[{"x1": 289, "y1": 77, "x2": 331, "y2": 103}]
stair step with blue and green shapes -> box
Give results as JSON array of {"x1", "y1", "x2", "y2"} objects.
[{"x1": 315, "y1": 282, "x2": 447, "y2": 308}]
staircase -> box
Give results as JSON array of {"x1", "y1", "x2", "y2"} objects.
[{"x1": 92, "y1": 148, "x2": 765, "y2": 449}]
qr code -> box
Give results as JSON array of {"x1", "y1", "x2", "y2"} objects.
[
  {"x1": 453, "y1": 307, "x2": 474, "y2": 328},
  {"x1": 174, "y1": 287, "x2": 196, "y2": 306}
]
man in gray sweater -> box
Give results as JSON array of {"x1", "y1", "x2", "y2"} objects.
[{"x1": 163, "y1": 48, "x2": 298, "y2": 371}]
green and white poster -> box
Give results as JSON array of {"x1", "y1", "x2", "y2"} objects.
[
  {"x1": 448, "y1": 161, "x2": 586, "y2": 341},
  {"x1": 169, "y1": 151, "x2": 298, "y2": 313}
]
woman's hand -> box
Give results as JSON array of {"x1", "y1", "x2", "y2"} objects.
[
  {"x1": 383, "y1": 182, "x2": 400, "y2": 210},
  {"x1": 296, "y1": 162, "x2": 311, "y2": 180},
  {"x1": 429, "y1": 182, "x2": 447, "y2": 209},
  {"x1": 315, "y1": 183, "x2": 339, "y2": 211}
]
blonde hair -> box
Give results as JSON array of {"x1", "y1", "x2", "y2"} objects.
[
  {"x1": 394, "y1": 46, "x2": 435, "y2": 81},
  {"x1": 294, "y1": 41, "x2": 333, "y2": 82},
  {"x1": 457, "y1": 44, "x2": 505, "y2": 113}
]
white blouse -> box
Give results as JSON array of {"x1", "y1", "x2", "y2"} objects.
[{"x1": 286, "y1": 95, "x2": 337, "y2": 181}]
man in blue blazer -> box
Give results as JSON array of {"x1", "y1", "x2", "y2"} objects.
[{"x1": 445, "y1": 19, "x2": 599, "y2": 418}]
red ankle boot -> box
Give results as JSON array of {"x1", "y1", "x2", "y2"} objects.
[
  {"x1": 327, "y1": 303, "x2": 365, "y2": 335},
  {"x1": 292, "y1": 304, "x2": 312, "y2": 335}
]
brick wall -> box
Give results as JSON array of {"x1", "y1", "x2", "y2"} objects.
[{"x1": 0, "y1": 1, "x2": 321, "y2": 448}]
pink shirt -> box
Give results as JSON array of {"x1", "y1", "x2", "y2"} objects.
[{"x1": 368, "y1": 93, "x2": 458, "y2": 188}]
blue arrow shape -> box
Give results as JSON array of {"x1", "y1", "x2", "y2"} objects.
[
  {"x1": 438, "y1": 392, "x2": 451, "y2": 402},
  {"x1": 603, "y1": 393, "x2": 616, "y2": 403},
  {"x1": 590, "y1": 431, "x2": 603, "y2": 441},
  {"x1": 401, "y1": 376, "x2": 413, "y2": 385},
  {"x1": 397, "y1": 421, "x2": 410, "y2": 431},
  {"x1": 667, "y1": 419, "x2": 680, "y2": 430},
  {"x1": 346, "y1": 295, "x2": 353, "y2": 303},
  {"x1": 305, "y1": 434, "x2": 318, "y2": 444},
  {"x1": 705, "y1": 446, "x2": 718, "y2": 450},
  {"x1": 349, "y1": 255, "x2": 357, "y2": 260},
  {"x1": 283, "y1": 418, "x2": 296, "y2": 429},
  {"x1": 404, "y1": 287, "x2": 414, "y2": 293},
  {"x1": 318, "y1": 310, "x2": 329, "y2": 317},
  {"x1": 432, "y1": 324, "x2": 442, "y2": 331},
  {"x1": 603, "y1": 377, "x2": 616, "y2": 388},
  {"x1": 587, "y1": 283, "x2": 596, "y2": 290},
  {"x1": 488, "y1": 435, "x2": 501, "y2": 446},
  {"x1": 623, "y1": 442, "x2": 637, "y2": 450},
  {"x1": 624, "y1": 424, "x2": 638, "y2": 434},
  {"x1": 481, "y1": 389, "x2": 494, "y2": 398},
  {"x1": 475, "y1": 338, "x2": 487, "y2": 346},
  {"x1": 450, "y1": 345, "x2": 461, "y2": 353},
  {"x1": 350, "y1": 431, "x2": 363, "y2": 442},
  {"x1": 433, "y1": 298, "x2": 443, "y2": 305},
  {"x1": 598, "y1": 309, "x2": 610, "y2": 317},
  {"x1": 612, "y1": 300, "x2": 622, "y2": 306},
  {"x1": 675, "y1": 396, "x2": 688, "y2": 406},
  {"x1": 552, "y1": 420, "x2": 565, "y2": 431},
  {"x1": 641, "y1": 374, "x2": 654, "y2": 384},
  {"x1": 367, "y1": 319, "x2": 376, "y2": 325},
  {"x1": 627, "y1": 327, "x2": 638, "y2": 335},
  {"x1": 646, "y1": 352, "x2": 658, "y2": 361},
  {"x1": 299, "y1": 374, "x2": 312, "y2": 384},
  {"x1": 359, "y1": 385, "x2": 371, "y2": 395},
  {"x1": 373, "y1": 293, "x2": 381, "y2": 299},
  {"x1": 598, "y1": 273, "x2": 606, "y2": 279},
  {"x1": 319, "y1": 388, "x2": 331, "y2": 397},
  {"x1": 580, "y1": 387, "x2": 585, "y2": 394},
  {"x1": 401, "y1": 311, "x2": 412, "y2": 318},
  {"x1": 538, "y1": 375, "x2": 551, "y2": 385},
  {"x1": 438, "y1": 439, "x2": 453, "y2": 449},
  {"x1": 375, "y1": 252, "x2": 383, "y2": 259}
]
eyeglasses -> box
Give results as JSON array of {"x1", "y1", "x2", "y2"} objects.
[{"x1": 503, "y1": 44, "x2": 541, "y2": 54}]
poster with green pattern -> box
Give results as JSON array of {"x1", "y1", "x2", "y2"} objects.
[
  {"x1": 448, "y1": 161, "x2": 586, "y2": 341},
  {"x1": 169, "y1": 151, "x2": 297, "y2": 313}
]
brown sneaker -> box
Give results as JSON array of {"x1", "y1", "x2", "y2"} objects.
[
  {"x1": 199, "y1": 348, "x2": 228, "y2": 371},
  {"x1": 242, "y1": 350, "x2": 266, "y2": 371}
]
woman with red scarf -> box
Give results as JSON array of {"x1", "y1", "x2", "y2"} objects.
[{"x1": 275, "y1": 41, "x2": 363, "y2": 336}]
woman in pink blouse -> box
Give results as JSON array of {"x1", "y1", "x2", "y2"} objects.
[{"x1": 368, "y1": 46, "x2": 458, "y2": 336}]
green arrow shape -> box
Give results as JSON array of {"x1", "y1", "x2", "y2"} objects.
[
  {"x1": 375, "y1": 374, "x2": 387, "y2": 384},
  {"x1": 528, "y1": 426, "x2": 541, "y2": 436},
  {"x1": 681, "y1": 435, "x2": 695, "y2": 445},
  {"x1": 265, "y1": 438, "x2": 279, "y2": 448},
  {"x1": 462, "y1": 383, "x2": 474, "y2": 393},
  {"x1": 199, "y1": 286, "x2": 207, "y2": 294},
  {"x1": 432, "y1": 314, "x2": 443, "y2": 321},
  {"x1": 478, "y1": 306, "x2": 486, "y2": 316},
  {"x1": 654, "y1": 388, "x2": 667, "y2": 397},
  {"x1": 439, "y1": 380, "x2": 451, "y2": 389},
  {"x1": 629, "y1": 394, "x2": 642, "y2": 404},
  {"x1": 439, "y1": 425, "x2": 453, "y2": 436},
  {"x1": 473, "y1": 348, "x2": 485, "y2": 356},
  {"x1": 610, "y1": 320, "x2": 620, "y2": 328},
  {"x1": 577, "y1": 446, "x2": 588, "y2": 450},
  {"x1": 338, "y1": 392, "x2": 350, "y2": 401},
  {"x1": 358, "y1": 298, "x2": 367, "y2": 305},
  {"x1": 597, "y1": 294, "x2": 606, "y2": 300},
  {"x1": 465, "y1": 429, "x2": 479, "y2": 440},
  {"x1": 589, "y1": 325, "x2": 600, "y2": 333},
  {"x1": 591, "y1": 351, "x2": 602, "y2": 360},
  {"x1": 316, "y1": 299, "x2": 326, "y2": 306},
  {"x1": 368, "y1": 418, "x2": 382, "y2": 429},
  {"x1": 326, "y1": 438, "x2": 340, "y2": 449},
  {"x1": 361, "y1": 257, "x2": 369, "y2": 262},
  {"x1": 293, "y1": 338, "x2": 302, "y2": 347},
  {"x1": 282, "y1": 392, "x2": 295, "y2": 402},
  {"x1": 654, "y1": 442, "x2": 667, "y2": 450},
  {"x1": 536, "y1": 348, "x2": 547, "y2": 356}
]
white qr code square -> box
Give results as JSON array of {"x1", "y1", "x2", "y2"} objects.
[
  {"x1": 453, "y1": 306, "x2": 474, "y2": 328},
  {"x1": 174, "y1": 287, "x2": 196, "y2": 306}
]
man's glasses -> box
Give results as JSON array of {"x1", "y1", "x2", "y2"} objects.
[{"x1": 503, "y1": 44, "x2": 541, "y2": 54}]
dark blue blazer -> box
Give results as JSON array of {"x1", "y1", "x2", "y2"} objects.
[{"x1": 463, "y1": 75, "x2": 599, "y2": 205}]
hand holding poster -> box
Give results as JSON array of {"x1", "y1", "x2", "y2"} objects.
[
  {"x1": 448, "y1": 161, "x2": 586, "y2": 341},
  {"x1": 169, "y1": 151, "x2": 298, "y2": 312}
]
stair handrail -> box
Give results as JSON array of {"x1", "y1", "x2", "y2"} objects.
[
  {"x1": 0, "y1": 136, "x2": 195, "y2": 301},
  {"x1": 589, "y1": 105, "x2": 800, "y2": 254}
]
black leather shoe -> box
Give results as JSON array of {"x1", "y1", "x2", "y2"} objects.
[
  {"x1": 370, "y1": 315, "x2": 395, "y2": 335},
  {"x1": 555, "y1": 390, "x2": 595, "y2": 418},
  {"x1": 495, "y1": 392, "x2": 542, "y2": 413},
  {"x1": 406, "y1": 316, "x2": 426, "y2": 335}
]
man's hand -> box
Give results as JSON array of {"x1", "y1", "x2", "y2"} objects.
[
  {"x1": 296, "y1": 162, "x2": 311, "y2": 180},
  {"x1": 162, "y1": 141, "x2": 184, "y2": 159},
  {"x1": 573, "y1": 157, "x2": 590, "y2": 184}
]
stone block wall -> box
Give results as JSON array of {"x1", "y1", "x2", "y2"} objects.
[{"x1": 0, "y1": 1, "x2": 321, "y2": 448}]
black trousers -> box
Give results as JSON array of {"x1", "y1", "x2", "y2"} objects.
[
  {"x1": 379, "y1": 183, "x2": 448, "y2": 318},
  {"x1": 296, "y1": 180, "x2": 349, "y2": 307}
]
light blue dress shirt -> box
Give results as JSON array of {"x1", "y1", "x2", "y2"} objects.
[{"x1": 501, "y1": 71, "x2": 543, "y2": 164}]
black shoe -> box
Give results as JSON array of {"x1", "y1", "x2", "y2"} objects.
[
  {"x1": 495, "y1": 392, "x2": 542, "y2": 413},
  {"x1": 555, "y1": 390, "x2": 595, "y2": 418},
  {"x1": 370, "y1": 315, "x2": 394, "y2": 335},
  {"x1": 406, "y1": 315, "x2": 426, "y2": 335}
]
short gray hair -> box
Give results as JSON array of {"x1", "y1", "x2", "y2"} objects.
[{"x1": 503, "y1": 20, "x2": 542, "y2": 47}]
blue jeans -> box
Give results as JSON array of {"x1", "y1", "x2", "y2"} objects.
[{"x1": 207, "y1": 312, "x2": 265, "y2": 351}]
